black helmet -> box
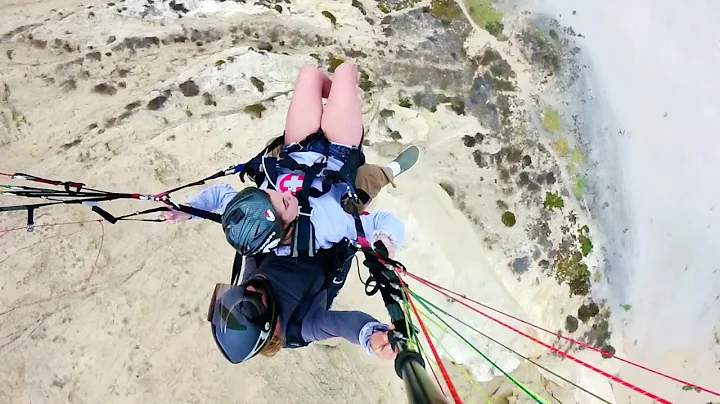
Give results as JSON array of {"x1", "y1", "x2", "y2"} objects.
[
  {"x1": 222, "y1": 187, "x2": 284, "y2": 256},
  {"x1": 207, "y1": 278, "x2": 278, "y2": 364}
]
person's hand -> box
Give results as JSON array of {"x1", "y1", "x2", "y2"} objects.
[
  {"x1": 374, "y1": 234, "x2": 396, "y2": 259},
  {"x1": 159, "y1": 209, "x2": 192, "y2": 224},
  {"x1": 369, "y1": 324, "x2": 398, "y2": 360}
]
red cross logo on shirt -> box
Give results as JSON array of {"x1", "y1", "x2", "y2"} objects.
[{"x1": 278, "y1": 174, "x2": 304, "y2": 195}]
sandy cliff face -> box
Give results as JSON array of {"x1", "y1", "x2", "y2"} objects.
[{"x1": 0, "y1": 0, "x2": 624, "y2": 403}]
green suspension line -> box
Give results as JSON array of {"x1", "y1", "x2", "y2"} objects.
[
  {"x1": 411, "y1": 289, "x2": 612, "y2": 404},
  {"x1": 407, "y1": 289, "x2": 548, "y2": 404},
  {"x1": 400, "y1": 285, "x2": 418, "y2": 351},
  {"x1": 417, "y1": 310, "x2": 494, "y2": 404}
]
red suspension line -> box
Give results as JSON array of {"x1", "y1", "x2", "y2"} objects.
[
  {"x1": 402, "y1": 270, "x2": 719, "y2": 398},
  {"x1": 397, "y1": 272, "x2": 463, "y2": 403},
  {"x1": 402, "y1": 271, "x2": 671, "y2": 404}
]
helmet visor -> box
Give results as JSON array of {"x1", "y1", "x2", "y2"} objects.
[{"x1": 207, "y1": 283, "x2": 274, "y2": 364}]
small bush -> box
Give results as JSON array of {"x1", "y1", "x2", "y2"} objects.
[{"x1": 501, "y1": 211, "x2": 516, "y2": 227}]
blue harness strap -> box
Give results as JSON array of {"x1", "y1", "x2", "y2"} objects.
[{"x1": 292, "y1": 162, "x2": 325, "y2": 258}]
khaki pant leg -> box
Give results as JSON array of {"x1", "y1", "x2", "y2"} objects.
[{"x1": 344, "y1": 164, "x2": 395, "y2": 214}]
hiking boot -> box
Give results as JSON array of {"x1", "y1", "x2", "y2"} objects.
[{"x1": 388, "y1": 145, "x2": 420, "y2": 178}]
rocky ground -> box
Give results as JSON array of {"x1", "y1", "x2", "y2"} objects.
[{"x1": 0, "y1": 0, "x2": 625, "y2": 403}]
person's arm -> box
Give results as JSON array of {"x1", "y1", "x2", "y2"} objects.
[
  {"x1": 357, "y1": 211, "x2": 405, "y2": 250},
  {"x1": 300, "y1": 294, "x2": 386, "y2": 351},
  {"x1": 301, "y1": 303, "x2": 376, "y2": 344},
  {"x1": 185, "y1": 183, "x2": 237, "y2": 219},
  {"x1": 300, "y1": 308, "x2": 396, "y2": 359}
]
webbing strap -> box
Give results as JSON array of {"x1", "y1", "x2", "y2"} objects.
[
  {"x1": 231, "y1": 252, "x2": 244, "y2": 286},
  {"x1": 26, "y1": 206, "x2": 35, "y2": 232},
  {"x1": 238, "y1": 135, "x2": 284, "y2": 186},
  {"x1": 175, "y1": 204, "x2": 222, "y2": 223},
  {"x1": 88, "y1": 203, "x2": 221, "y2": 224},
  {"x1": 1, "y1": 162, "x2": 245, "y2": 232},
  {"x1": 291, "y1": 163, "x2": 326, "y2": 258},
  {"x1": 263, "y1": 156, "x2": 278, "y2": 190}
]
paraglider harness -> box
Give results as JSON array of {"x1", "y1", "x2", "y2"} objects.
[
  {"x1": 0, "y1": 131, "x2": 448, "y2": 403},
  {"x1": 232, "y1": 129, "x2": 376, "y2": 348},
  {"x1": 0, "y1": 129, "x2": 379, "y2": 349}
]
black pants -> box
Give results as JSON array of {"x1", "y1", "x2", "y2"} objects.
[{"x1": 231, "y1": 239, "x2": 355, "y2": 309}]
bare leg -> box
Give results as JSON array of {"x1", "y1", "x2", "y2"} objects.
[
  {"x1": 320, "y1": 62, "x2": 363, "y2": 147},
  {"x1": 284, "y1": 66, "x2": 332, "y2": 145}
]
